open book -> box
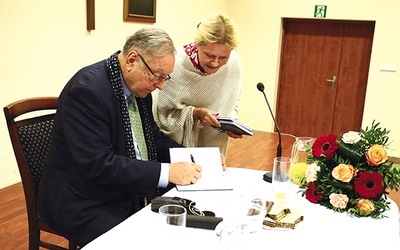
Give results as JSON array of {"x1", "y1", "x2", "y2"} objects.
[
  {"x1": 169, "y1": 147, "x2": 233, "y2": 191},
  {"x1": 214, "y1": 116, "x2": 254, "y2": 136}
]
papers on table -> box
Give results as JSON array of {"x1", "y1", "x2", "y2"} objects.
[{"x1": 169, "y1": 147, "x2": 233, "y2": 191}]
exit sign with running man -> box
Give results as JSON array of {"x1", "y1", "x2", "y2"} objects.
[{"x1": 314, "y1": 5, "x2": 327, "y2": 18}]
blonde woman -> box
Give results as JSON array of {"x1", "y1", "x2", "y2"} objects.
[{"x1": 153, "y1": 11, "x2": 243, "y2": 155}]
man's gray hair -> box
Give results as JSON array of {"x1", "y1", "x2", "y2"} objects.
[{"x1": 123, "y1": 27, "x2": 176, "y2": 58}]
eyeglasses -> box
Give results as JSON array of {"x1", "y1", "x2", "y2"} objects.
[{"x1": 137, "y1": 53, "x2": 171, "y2": 83}]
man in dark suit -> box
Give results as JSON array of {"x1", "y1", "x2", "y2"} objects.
[{"x1": 37, "y1": 27, "x2": 203, "y2": 246}]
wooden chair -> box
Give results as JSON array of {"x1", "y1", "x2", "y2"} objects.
[{"x1": 3, "y1": 97, "x2": 79, "y2": 250}]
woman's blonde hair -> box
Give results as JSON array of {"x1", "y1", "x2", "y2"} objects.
[{"x1": 194, "y1": 11, "x2": 239, "y2": 50}]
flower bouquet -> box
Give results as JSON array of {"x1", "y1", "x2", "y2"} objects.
[{"x1": 299, "y1": 121, "x2": 400, "y2": 218}]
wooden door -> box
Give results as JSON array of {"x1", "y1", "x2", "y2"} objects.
[{"x1": 276, "y1": 18, "x2": 375, "y2": 138}]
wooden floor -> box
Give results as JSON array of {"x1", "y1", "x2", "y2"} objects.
[
  {"x1": 0, "y1": 130, "x2": 398, "y2": 249},
  {"x1": 0, "y1": 182, "x2": 70, "y2": 249}
]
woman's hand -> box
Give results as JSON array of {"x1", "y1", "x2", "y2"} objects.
[
  {"x1": 193, "y1": 107, "x2": 220, "y2": 127},
  {"x1": 226, "y1": 131, "x2": 243, "y2": 139}
]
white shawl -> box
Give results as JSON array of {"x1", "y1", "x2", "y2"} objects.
[{"x1": 152, "y1": 46, "x2": 242, "y2": 155}]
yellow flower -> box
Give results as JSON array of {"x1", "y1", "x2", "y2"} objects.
[
  {"x1": 365, "y1": 144, "x2": 388, "y2": 166},
  {"x1": 356, "y1": 198, "x2": 375, "y2": 215},
  {"x1": 331, "y1": 164, "x2": 356, "y2": 183}
]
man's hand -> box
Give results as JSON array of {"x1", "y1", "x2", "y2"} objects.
[{"x1": 169, "y1": 162, "x2": 202, "y2": 185}]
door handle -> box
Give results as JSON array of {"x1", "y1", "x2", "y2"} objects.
[{"x1": 326, "y1": 76, "x2": 337, "y2": 92}]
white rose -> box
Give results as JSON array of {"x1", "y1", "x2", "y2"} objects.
[
  {"x1": 342, "y1": 131, "x2": 361, "y2": 144},
  {"x1": 305, "y1": 163, "x2": 320, "y2": 183},
  {"x1": 329, "y1": 193, "x2": 349, "y2": 209}
]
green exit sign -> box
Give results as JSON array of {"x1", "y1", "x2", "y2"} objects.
[{"x1": 314, "y1": 5, "x2": 327, "y2": 18}]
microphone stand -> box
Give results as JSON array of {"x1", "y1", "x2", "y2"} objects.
[{"x1": 257, "y1": 82, "x2": 282, "y2": 183}]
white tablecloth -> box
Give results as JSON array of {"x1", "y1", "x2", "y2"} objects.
[{"x1": 83, "y1": 168, "x2": 400, "y2": 249}]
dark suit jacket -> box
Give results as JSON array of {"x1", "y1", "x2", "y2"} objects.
[{"x1": 37, "y1": 58, "x2": 181, "y2": 246}]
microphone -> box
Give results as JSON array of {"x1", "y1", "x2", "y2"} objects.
[{"x1": 257, "y1": 82, "x2": 282, "y2": 183}]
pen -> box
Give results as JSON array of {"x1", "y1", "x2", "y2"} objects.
[{"x1": 190, "y1": 154, "x2": 195, "y2": 163}]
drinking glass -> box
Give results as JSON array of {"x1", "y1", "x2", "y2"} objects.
[
  {"x1": 159, "y1": 204, "x2": 187, "y2": 227},
  {"x1": 217, "y1": 197, "x2": 266, "y2": 249},
  {"x1": 272, "y1": 157, "x2": 292, "y2": 201}
]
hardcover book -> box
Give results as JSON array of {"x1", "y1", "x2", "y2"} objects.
[{"x1": 214, "y1": 116, "x2": 254, "y2": 136}]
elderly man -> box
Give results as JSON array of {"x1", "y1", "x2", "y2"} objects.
[{"x1": 38, "y1": 28, "x2": 202, "y2": 246}]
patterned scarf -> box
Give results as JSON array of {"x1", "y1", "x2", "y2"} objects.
[
  {"x1": 105, "y1": 51, "x2": 157, "y2": 213},
  {"x1": 105, "y1": 51, "x2": 157, "y2": 162},
  {"x1": 183, "y1": 43, "x2": 208, "y2": 75}
]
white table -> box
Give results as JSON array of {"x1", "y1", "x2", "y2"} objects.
[{"x1": 83, "y1": 168, "x2": 400, "y2": 249}]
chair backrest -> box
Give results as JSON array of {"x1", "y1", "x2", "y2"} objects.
[{"x1": 3, "y1": 97, "x2": 57, "y2": 230}]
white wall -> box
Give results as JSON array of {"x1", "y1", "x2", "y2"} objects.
[
  {"x1": 227, "y1": 0, "x2": 400, "y2": 158},
  {"x1": 0, "y1": 0, "x2": 226, "y2": 188},
  {"x1": 1, "y1": 0, "x2": 399, "y2": 189}
]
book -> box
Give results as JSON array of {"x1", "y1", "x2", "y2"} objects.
[
  {"x1": 214, "y1": 116, "x2": 254, "y2": 136},
  {"x1": 169, "y1": 147, "x2": 233, "y2": 191}
]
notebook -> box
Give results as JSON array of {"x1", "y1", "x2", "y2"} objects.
[{"x1": 169, "y1": 147, "x2": 233, "y2": 191}]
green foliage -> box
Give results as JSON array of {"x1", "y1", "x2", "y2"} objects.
[
  {"x1": 357, "y1": 120, "x2": 391, "y2": 150},
  {"x1": 384, "y1": 164, "x2": 400, "y2": 191}
]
